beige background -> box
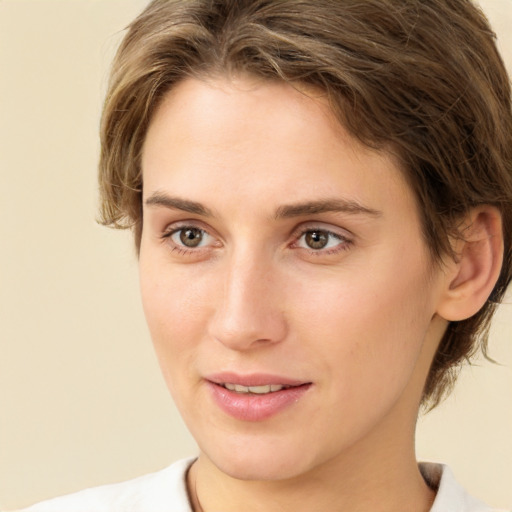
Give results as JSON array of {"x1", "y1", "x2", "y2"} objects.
[{"x1": 0, "y1": 0, "x2": 511, "y2": 510}]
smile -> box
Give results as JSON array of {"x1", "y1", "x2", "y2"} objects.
[
  {"x1": 206, "y1": 376, "x2": 312, "y2": 421},
  {"x1": 221, "y1": 383, "x2": 292, "y2": 394}
]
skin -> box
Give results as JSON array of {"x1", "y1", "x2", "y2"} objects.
[{"x1": 138, "y1": 76, "x2": 478, "y2": 512}]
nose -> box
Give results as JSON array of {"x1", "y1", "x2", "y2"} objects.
[{"x1": 207, "y1": 251, "x2": 288, "y2": 351}]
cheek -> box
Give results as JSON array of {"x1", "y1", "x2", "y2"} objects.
[
  {"x1": 140, "y1": 252, "x2": 212, "y2": 330},
  {"x1": 290, "y1": 252, "x2": 435, "y2": 398},
  {"x1": 139, "y1": 258, "x2": 215, "y2": 388}
]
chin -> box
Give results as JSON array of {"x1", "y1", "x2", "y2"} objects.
[
  {"x1": 197, "y1": 430, "x2": 322, "y2": 482},
  {"x1": 213, "y1": 454, "x2": 309, "y2": 482}
]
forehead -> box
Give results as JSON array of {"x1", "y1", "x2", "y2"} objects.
[
  {"x1": 141, "y1": 76, "x2": 416, "y2": 222},
  {"x1": 144, "y1": 76, "x2": 342, "y2": 167}
]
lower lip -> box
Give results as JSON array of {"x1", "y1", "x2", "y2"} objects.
[{"x1": 206, "y1": 382, "x2": 312, "y2": 422}]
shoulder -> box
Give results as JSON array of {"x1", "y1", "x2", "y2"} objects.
[
  {"x1": 17, "y1": 458, "x2": 195, "y2": 512},
  {"x1": 420, "y1": 462, "x2": 510, "y2": 512}
]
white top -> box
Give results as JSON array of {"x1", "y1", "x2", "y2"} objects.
[{"x1": 18, "y1": 459, "x2": 507, "y2": 512}]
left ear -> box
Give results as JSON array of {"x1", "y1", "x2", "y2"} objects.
[{"x1": 436, "y1": 206, "x2": 504, "y2": 322}]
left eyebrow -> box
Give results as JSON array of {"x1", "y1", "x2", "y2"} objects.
[{"x1": 274, "y1": 198, "x2": 382, "y2": 219}]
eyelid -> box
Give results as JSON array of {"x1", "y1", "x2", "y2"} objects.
[
  {"x1": 291, "y1": 221, "x2": 353, "y2": 241},
  {"x1": 290, "y1": 222, "x2": 354, "y2": 255},
  {"x1": 162, "y1": 218, "x2": 216, "y2": 237},
  {"x1": 158, "y1": 219, "x2": 353, "y2": 257},
  {"x1": 161, "y1": 220, "x2": 222, "y2": 253}
]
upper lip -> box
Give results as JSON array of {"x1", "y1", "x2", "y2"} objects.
[{"x1": 205, "y1": 372, "x2": 309, "y2": 387}]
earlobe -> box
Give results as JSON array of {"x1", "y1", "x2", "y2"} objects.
[{"x1": 436, "y1": 206, "x2": 504, "y2": 322}]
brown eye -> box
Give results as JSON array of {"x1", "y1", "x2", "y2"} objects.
[
  {"x1": 304, "y1": 230, "x2": 329, "y2": 249},
  {"x1": 179, "y1": 228, "x2": 204, "y2": 247},
  {"x1": 295, "y1": 228, "x2": 349, "y2": 253},
  {"x1": 167, "y1": 225, "x2": 218, "y2": 253}
]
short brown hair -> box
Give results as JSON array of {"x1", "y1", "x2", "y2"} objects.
[{"x1": 99, "y1": 0, "x2": 512, "y2": 408}]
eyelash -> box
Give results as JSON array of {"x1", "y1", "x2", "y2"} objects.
[
  {"x1": 161, "y1": 224, "x2": 215, "y2": 256},
  {"x1": 161, "y1": 224, "x2": 353, "y2": 257},
  {"x1": 292, "y1": 227, "x2": 352, "y2": 256}
]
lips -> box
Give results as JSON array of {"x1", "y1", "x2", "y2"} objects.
[
  {"x1": 205, "y1": 373, "x2": 312, "y2": 421},
  {"x1": 221, "y1": 383, "x2": 294, "y2": 394},
  {"x1": 207, "y1": 372, "x2": 307, "y2": 388}
]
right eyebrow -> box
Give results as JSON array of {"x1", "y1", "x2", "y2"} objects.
[{"x1": 144, "y1": 192, "x2": 213, "y2": 217}]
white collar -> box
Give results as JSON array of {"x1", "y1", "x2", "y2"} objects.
[{"x1": 420, "y1": 462, "x2": 497, "y2": 512}]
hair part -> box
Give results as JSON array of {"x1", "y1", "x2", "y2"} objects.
[{"x1": 99, "y1": 0, "x2": 512, "y2": 409}]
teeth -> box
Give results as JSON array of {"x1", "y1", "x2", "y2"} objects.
[
  {"x1": 247, "y1": 385, "x2": 273, "y2": 394},
  {"x1": 223, "y1": 383, "x2": 288, "y2": 394}
]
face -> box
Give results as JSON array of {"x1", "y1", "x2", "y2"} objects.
[{"x1": 139, "y1": 76, "x2": 448, "y2": 481}]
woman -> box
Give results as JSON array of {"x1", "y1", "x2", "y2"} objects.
[{"x1": 19, "y1": 0, "x2": 512, "y2": 510}]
